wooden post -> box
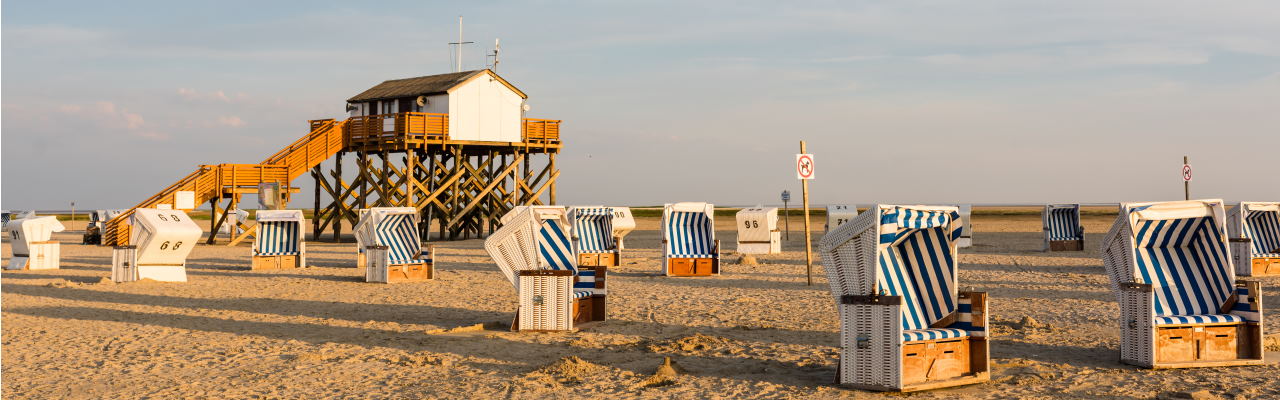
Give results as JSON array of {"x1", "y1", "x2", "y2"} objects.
[
  {"x1": 801, "y1": 141, "x2": 813, "y2": 286},
  {"x1": 549, "y1": 153, "x2": 557, "y2": 205},
  {"x1": 334, "y1": 152, "x2": 344, "y2": 241},
  {"x1": 312, "y1": 164, "x2": 322, "y2": 240}
]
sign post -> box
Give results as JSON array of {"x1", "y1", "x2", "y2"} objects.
[
  {"x1": 797, "y1": 143, "x2": 815, "y2": 286},
  {"x1": 1182, "y1": 156, "x2": 1192, "y2": 200},
  {"x1": 781, "y1": 190, "x2": 791, "y2": 240}
]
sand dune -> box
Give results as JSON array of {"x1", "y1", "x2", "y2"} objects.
[{"x1": 3, "y1": 213, "x2": 1279, "y2": 399}]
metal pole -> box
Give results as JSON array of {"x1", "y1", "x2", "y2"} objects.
[
  {"x1": 1183, "y1": 155, "x2": 1190, "y2": 200},
  {"x1": 783, "y1": 197, "x2": 790, "y2": 241},
  {"x1": 801, "y1": 141, "x2": 813, "y2": 286}
]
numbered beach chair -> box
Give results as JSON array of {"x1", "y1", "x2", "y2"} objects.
[
  {"x1": 251, "y1": 210, "x2": 306, "y2": 270},
  {"x1": 1101, "y1": 200, "x2": 1263, "y2": 368},
  {"x1": 112, "y1": 209, "x2": 203, "y2": 282},
  {"x1": 611, "y1": 207, "x2": 636, "y2": 250},
  {"x1": 956, "y1": 205, "x2": 973, "y2": 248},
  {"x1": 486, "y1": 206, "x2": 606, "y2": 331},
  {"x1": 662, "y1": 202, "x2": 720, "y2": 276},
  {"x1": 818, "y1": 204, "x2": 990, "y2": 392},
  {"x1": 825, "y1": 205, "x2": 858, "y2": 233},
  {"x1": 5, "y1": 216, "x2": 66, "y2": 270},
  {"x1": 1226, "y1": 202, "x2": 1280, "y2": 276},
  {"x1": 353, "y1": 207, "x2": 434, "y2": 283},
  {"x1": 1044, "y1": 204, "x2": 1084, "y2": 251},
  {"x1": 567, "y1": 206, "x2": 633, "y2": 267},
  {"x1": 736, "y1": 207, "x2": 781, "y2": 254}
]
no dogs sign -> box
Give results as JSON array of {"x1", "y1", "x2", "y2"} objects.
[
  {"x1": 796, "y1": 154, "x2": 815, "y2": 180},
  {"x1": 1182, "y1": 164, "x2": 1193, "y2": 182}
]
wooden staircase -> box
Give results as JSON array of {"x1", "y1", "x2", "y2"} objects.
[{"x1": 103, "y1": 120, "x2": 346, "y2": 246}]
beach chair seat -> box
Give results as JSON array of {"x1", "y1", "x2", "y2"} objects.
[
  {"x1": 1226, "y1": 202, "x2": 1280, "y2": 276},
  {"x1": 111, "y1": 209, "x2": 202, "y2": 282},
  {"x1": 488, "y1": 207, "x2": 606, "y2": 331},
  {"x1": 568, "y1": 206, "x2": 632, "y2": 267},
  {"x1": 1102, "y1": 200, "x2": 1263, "y2": 368},
  {"x1": 5, "y1": 216, "x2": 65, "y2": 270},
  {"x1": 736, "y1": 207, "x2": 781, "y2": 255},
  {"x1": 820, "y1": 205, "x2": 990, "y2": 392},
  {"x1": 354, "y1": 207, "x2": 434, "y2": 283},
  {"x1": 1044, "y1": 204, "x2": 1084, "y2": 251},
  {"x1": 662, "y1": 202, "x2": 720, "y2": 276},
  {"x1": 251, "y1": 210, "x2": 306, "y2": 270}
]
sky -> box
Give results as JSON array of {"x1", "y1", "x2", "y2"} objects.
[{"x1": 3, "y1": 0, "x2": 1279, "y2": 210}]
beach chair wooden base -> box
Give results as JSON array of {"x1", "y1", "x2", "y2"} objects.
[
  {"x1": 666, "y1": 258, "x2": 719, "y2": 276},
  {"x1": 1249, "y1": 257, "x2": 1280, "y2": 276},
  {"x1": 369, "y1": 262, "x2": 434, "y2": 283},
  {"x1": 8, "y1": 241, "x2": 60, "y2": 270},
  {"x1": 251, "y1": 255, "x2": 301, "y2": 270},
  {"x1": 1144, "y1": 322, "x2": 1264, "y2": 368},
  {"x1": 577, "y1": 252, "x2": 618, "y2": 267},
  {"x1": 836, "y1": 336, "x2": 991, "y2": 393},
  {"x1": 1048, "y1": 239, "x2": 1083, "y2": 251}
]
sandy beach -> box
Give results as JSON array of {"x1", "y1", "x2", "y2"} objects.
[{"x1": 4, "y1": 210, "x2": 1279, "y2": 399}]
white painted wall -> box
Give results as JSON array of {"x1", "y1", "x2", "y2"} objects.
[
  {"x1": 448, "y1": 73, "x2": 523, "y2": 142},
  {"x1": 412, "y1": 94, "x2": 449, "y2": 114}
]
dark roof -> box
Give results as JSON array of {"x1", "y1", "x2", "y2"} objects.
[{"x1": 347, "y1": 70, "x2": 486, "y2": 102}]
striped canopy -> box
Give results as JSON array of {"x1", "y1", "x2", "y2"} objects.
[
  {"x1": 373, "y1": 214, "x2": 425, "y2": 263},
  {"x1": 1241, "y1": 205, "x2": 1280, "y2": 256},
  {"x1": 570, "y1": 207, "x2": 617, "y2": 253},
  {"x1": 537, "y1": 218, "x2": 577, "y2": 272},
  {"x1": 487, "y1": 207, "x2": 578, "y2": 290},
  {"x1": 1044, "y1": 204, "x2": 1083, "y2": 241},
  {"x1": 663, "y1": 203, "x2": 716, "y2": 258},
  {"x1": 1117, "y1": 200, "x2": 1234, "y2": 317},
  {"x1": 256, "y1": 221, "x2": 300, "y2": 255},
  {"x1": 875, "y1": 206, "x2": 964, "y2": 331}
]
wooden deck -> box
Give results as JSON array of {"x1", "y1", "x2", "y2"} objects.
[{"x1": 344, "y1": 112, "x2": 561, "y2": 152}]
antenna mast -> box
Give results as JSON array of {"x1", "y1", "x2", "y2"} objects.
[
  {"x1": 491, "y1": 38, "x2": 500, "y2": 72},
  {"x1": 448, "y1": 16, "x2": 474, "y2": 72}
]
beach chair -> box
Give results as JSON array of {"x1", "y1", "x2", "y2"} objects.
[
  {"x1": 1044, "y1": 204, "x2": 1084, "y2": 251},
  {"x1": 825, "y1": 205, "x2": 858, "y2": 233},
  {"x1": 567, "y1": 206, "x2": 633, "y2": 267},
  {"x1": 1101, "y1": 200, "x2": 1263, "y2": 368},
  {"x1": 486, "y1": 206, "x2": 606, "y2": 331},
  {"x1": 251, "y1": 210, "x2": 306, "y2": 270},
  {"x1": 83, "y1": 209, "x2": 126, "y2": 245},
  {"x1": 735, "y1": 207, "x2": 781, "y2": 254},
  {"x1": 956, "y1": 205, "x2": 973, "y2": 248},
  {"x1": 818, "y1": 204, "x2": 990, "y2": 392},
  {"x1": 112, "y1": 209, "x2": 203, "y2": 282},
  {"x1": 5, "y1": 216, "x2": 65, "y2": 270},
  {"x1": 1226, "y1": 202, "x2": 1280, "y2": 276},
  {"x1": 353, "y1": 207, "x2": 434, "y2": 283},
  {"x1": 661, "y1": 202, "x2": 720, "y2": 276},
  {"x1": 611, "y1": 207, "x2": 636, "y2": 250}
]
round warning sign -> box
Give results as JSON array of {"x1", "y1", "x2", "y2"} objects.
[
  {"x1": 1182, "y1": 164, "x2": 1192, "y2": 182},
  {"x1": 796, "y1": 154, "x2": 815, "y2": 180}
]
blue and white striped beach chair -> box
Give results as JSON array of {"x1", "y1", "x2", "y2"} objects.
[
  {"x1": 1226, "y1": 202, "x2": 1280, "y2": 276},
  {"x1": 1101, "y1": 200, "x2": 1263, "y2": 368},
  {"x1": 819, "y1": 205, "x2": 990, "y2": 392},
  {"x1": 1043, "y1": 204, "x2": 1084, "y2": 251},
  {"x1": 353, "y1": 207, "x2": 434, "y2": 283},
  {"x1": 661, "y1": 202, "x2": 720, "y2": 276},
  {"x1": 487, "y1": 206, "x2": 606, "y2": 331},
  {"x1": 568, "y1": 206, "x2": 632, "y2": 267},
  {"x1": 251, "y1": 210, "x2": 306, "y2": 270}
]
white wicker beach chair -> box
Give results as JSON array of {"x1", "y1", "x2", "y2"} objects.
[
  {"x1": 1101, "y1": 200, "x2": 1263, "y2": 368},
  {"x1": 353, "y1": 207, "x2": 434, "y2": 283},
  {"x1": 1044, "y1": 204, "x2": 1084, "y2": 251},
  {"x1": 661, "y1": 202, "x2": 720, "y2": 276},
  {"x1": 825, "y1": 205, "x2": 858, "y2": 233},
  {"x1": 568, "y1": 206, "x2": 633, "y2": 267},
  {"x1": 735, "y1": 207, "x2": 781, "y2": 254},
  {"x1": 1226, "y1": 202, "x2": 1280, "y2": 276},
  {"x1": 112, "y1": 209, "x2": 202, "y2": 282},
  {"x1": 251, "y1": 210, "x2": 306, "y2": 270},
  {"x1": 5, "y1": 216, "x2": 65, "y2": 270},
  {"x1": 818, "y1": 204, "x2": 990, "y2": 392},
  {"x1": 486, "y1": 206, "x2": 606, "y2": 331}
]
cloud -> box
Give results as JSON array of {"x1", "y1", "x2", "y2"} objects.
[
  {"x1": 216, "y1": 116, "x2": 245, "y2": 128},
  {"x1": 57, "y1": 101, "x2": 167, "y2": 140},
  {"x1": 177, "y1": 88, "x2": 246, "y2": 103},
  {"x1": 919, "y1": 44, "x2": 1210, "y2": 72}
]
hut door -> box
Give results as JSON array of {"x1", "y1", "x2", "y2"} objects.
[{"x1": 380, "y1": 100, "x2": 397, "y2": 133}]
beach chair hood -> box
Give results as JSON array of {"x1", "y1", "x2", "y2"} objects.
[
  {"x1": 130, "y1": 209, "x2": 203, "y2": 265},
  {"x1": 254, "y1": 210, "x2": 304, "y2": 256},
  {"x1": 1229, "y1": 202, "x2": 1280, "y2": 256},
  {"x1": 487, "y1": 206, "x2": 577, "y2": 289},
  {"x1": 662, "y1": 202, "x2": 717, "y2": 258},
  {"x1": 6, "y1": 216, "x2": 65, "y2": 255},
  {"x1": 568, "y1": 206, "x2": 618, "y2": 253},
  {"x1": 354, "y1": 207, "x2": 416, "y2": 250}
]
